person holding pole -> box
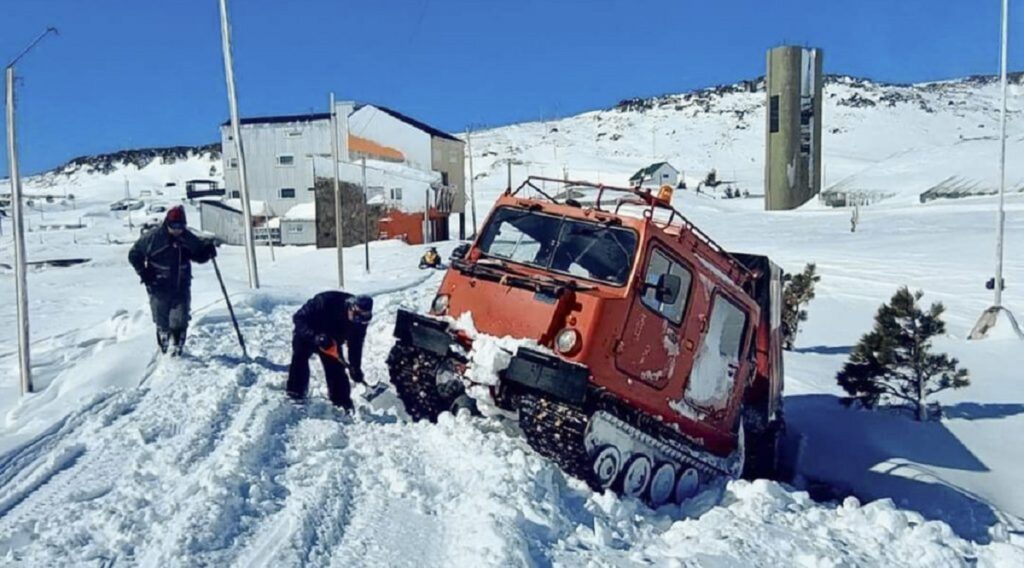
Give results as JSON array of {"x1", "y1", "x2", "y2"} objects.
[
  {"x1": 287, "y1": 291, "x2": 373, "y2": 411},
  {"x1": 128, "y1": 206, "x2": 217, "y2": 356}
]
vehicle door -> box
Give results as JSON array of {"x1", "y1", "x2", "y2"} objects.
[{"x1": 615, "y1": 243, "x2": 694, "y2": 388}]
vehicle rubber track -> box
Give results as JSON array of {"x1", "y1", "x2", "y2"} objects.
[
  {"x1": 516, "y1": 393, "x2": 591, "y2": 483},
  {"x1": 517, "y1": 390, "x2": 735, "y2": 495},
  {"x1": 386, "y1": 343, "x2": 458, "y2": 423}
]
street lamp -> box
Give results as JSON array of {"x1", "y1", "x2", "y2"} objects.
[
  {"x1": 970, "y1": 0, "x2": 1023, "y2": 340},
  {"x1": 6, "y1": 26, "x2": 58, "y2": 396}
]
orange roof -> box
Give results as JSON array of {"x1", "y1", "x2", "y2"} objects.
[{"x1": 348, "y1": 134, "x2": 404, "y2": 161}]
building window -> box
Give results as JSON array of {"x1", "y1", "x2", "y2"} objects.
[
  {"x1": 390, "y1": 187, "x2": 403, "y2": 200},
  {"x1": 228, "y1": 158, "x2": 238, "y2": 168},
  {"x1": 229, "y1": 190, "x2": 241, "y2": 198},
  {"x1": 279, "y1": 188, "x2": 296, "y2": 199},
  {"x1": 277, "y1": 155, "x2": 295, "y2": 166},
  {"x1": 288, "y1": 225, "x2": 304, "y2": 234},
  {"x1": 287, "y1": 131, "x2": 302, "y2": 138},
  {"x1": 440, "y1": 171, "x2": 450, "y2": 186},
  {"x1": 769, "y1": 95, "x2": 780, "y2": 134}
]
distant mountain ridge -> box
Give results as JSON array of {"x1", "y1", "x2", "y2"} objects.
[
  {"x1": 612, "y1": 72, "x2": 1024, "y2": 114},
  {"x1": 27, "y1": 71, "x2": 1024, "y2": 199},
  {"x1": 52, "y1": 143, "x2": 221, "y2": 177}
]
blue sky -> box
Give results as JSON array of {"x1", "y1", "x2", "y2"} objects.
[{"x1": 2, "y1": 0, "x2": 1021, "y2": 174}]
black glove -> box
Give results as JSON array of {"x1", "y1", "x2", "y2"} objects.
[
  {"x1": 140, "y1": 265, "x2": 156, "y2": 285},
  {"x1": 314, "y1": 334, "x2": 333, "y2": 350},
  {"x1": 206, "y1": 241, "x2": 218, "y2": 258}
]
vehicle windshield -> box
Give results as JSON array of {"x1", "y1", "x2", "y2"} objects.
[{"x1": 476, "y1": 207, "x2": 638, "y2": 285}]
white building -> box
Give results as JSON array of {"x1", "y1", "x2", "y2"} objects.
[
  {"x1": 215, "y1": 103, "x2": 465, "y2": 245},
  {"x1": 220, "y1": 102, "x2": 352, "y2": 219},
  {"x1": 629, "y1": 162, "x2": 680, "y2": 189}
]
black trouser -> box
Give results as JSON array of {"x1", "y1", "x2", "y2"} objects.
[
  {"x1": 148, "y1": 288, "x2": 191, "y2": 332},
  {"x1": 286, "y1": 336, "x2": 353, "y2": 410},
  {"x1": 148, "y1": 288, "x2": 190, "y2": 351}
]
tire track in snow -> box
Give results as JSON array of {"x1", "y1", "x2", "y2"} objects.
[{"x1": 0, "y1": 270, "x2": 446, "y2": 566}]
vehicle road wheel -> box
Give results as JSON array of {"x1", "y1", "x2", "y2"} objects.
[
  {"x1": 591, "y1": 445, "x2": 622, "y2": 490},
  {"x1": 674, "y1": 467, "x2": 700, "y2": 504},
  {"x1": 649, "y1": 462, "x2": 676, "y2": 507},
  {"x1": 620, "y1": 455, "x2": 653, "y2": 499}
]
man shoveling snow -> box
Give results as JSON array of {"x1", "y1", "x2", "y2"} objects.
[{"x1": 287, "y1": 292, "x2": 384, "y2": 411}]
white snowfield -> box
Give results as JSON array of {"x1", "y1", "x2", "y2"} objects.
[{"x1": 1, "y1": 74, "x2": 1024, "y2": 566}]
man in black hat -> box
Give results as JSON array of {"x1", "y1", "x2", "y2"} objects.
[
  {"x1": 287, "y1": 291, "x2": 374, "y2": 410},
  {"x1": 128, "y1": 205, "x2": 217, "y2": 355}
]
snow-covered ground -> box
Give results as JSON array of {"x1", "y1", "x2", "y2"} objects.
[{"x1": 2, "y1": 74, "x2": 1024, "y2": 565}]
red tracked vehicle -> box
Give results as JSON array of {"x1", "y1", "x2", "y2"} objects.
[{"x1": 387, "y1": 177, "x2": 784, "y2": 505}]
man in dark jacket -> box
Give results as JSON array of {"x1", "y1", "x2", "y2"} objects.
[
  {"x1": 287, "y1": 291, "x2": 373, "y2": 410},
  {"x1": 128, "y1": 205, "x2": 217, "y2": 355}
]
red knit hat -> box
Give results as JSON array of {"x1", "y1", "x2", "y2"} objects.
[{"x1": 165, "y1": 205, "x2": 187, "y2": 227}]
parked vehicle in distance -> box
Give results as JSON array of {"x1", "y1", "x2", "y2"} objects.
[
  {"x1": 110, "y1": 198, "x2": 145, "y2": 211},
  {"x1": 146, "y1": 202, "x2": 173, "y2": 215}
]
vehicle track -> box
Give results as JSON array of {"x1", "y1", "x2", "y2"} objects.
[{"x1": 0, "y1": 272, "x2": 444, "y2": 566}]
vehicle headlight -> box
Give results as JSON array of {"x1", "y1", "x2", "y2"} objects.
[
  {"x1": 431, "y1": 294, "x2": 450, "y2": 315},
  {"x1": 555, "y1": 328, "x2": 581, "y2": 355}
]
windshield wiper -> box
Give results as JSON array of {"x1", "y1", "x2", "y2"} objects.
[
  {"x1": 460, "y1": 257, "x2": 594, "y2": 293},
  {"x1": 484, "y1": 257, "x2": 596, "y2": 292}
]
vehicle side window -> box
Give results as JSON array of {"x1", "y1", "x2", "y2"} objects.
[
  {"x1": 640, "y1": 248, "x2": 692, "y2": 325},
  {"x1": 686, "y1": 295, "x2": 749, "y2": 408}
]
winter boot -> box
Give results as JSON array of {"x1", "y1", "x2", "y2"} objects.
[
  {"x1": 156, "y1": 329, "x2": 170, "y2": 354},
  {"x1": 170, "y1": 330, "x2": 186, "y2": 357}
]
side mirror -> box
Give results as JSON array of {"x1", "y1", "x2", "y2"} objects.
[
  {"x1": 451, "y1": 243, "x2": 470, "y2": 261},
  {"x1": 655, "y1": 273, "x2": 682, "y2": 304}
]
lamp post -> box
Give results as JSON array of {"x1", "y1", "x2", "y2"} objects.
[
  {"x1": 219, "y1": 0, "x2": 259, "y2": 289},
  {"x1": 970, "y1": 0, "x2": 1023, "y2": 340},
  {"x1": 330, "y1": 92, "x2": 345, "y2": 287},
  {"x1": 6, "y1": 26, "x2": 58, "y2": 396}
]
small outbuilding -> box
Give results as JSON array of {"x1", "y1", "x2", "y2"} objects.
[{"x1": 629, "y1": 162, "x2": 680, "y2": 189}]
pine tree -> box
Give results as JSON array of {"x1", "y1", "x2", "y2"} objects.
[
  {"x1": 836, "y1": 287, "x2": 970, "y2": 421},
  {"x1": 781, "y1": 263, "x2": 820, "y2": 350}
]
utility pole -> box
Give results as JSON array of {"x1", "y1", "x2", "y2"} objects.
[
  {"x1": 424, "y1": 188, "x2": 432, "y2": 244},
  {"x1": 6, "y1": 26, "x2": 57, "y2": 397},
  {"x1": 219, "y1": 0, "x2": 259, "y2": 289},
  {"x1": 507, "y1": 160, "x2": 512, "y2": 191},
  {"x1": 330, "y1": 92, "x2": 345, "y2": 287},
  {"x1": 361, "y1": 156, "x2": 370, "y2": 272},
  {"x1": 125, "y1": 178, "x2": 133, "y2": 231},
  {"x1": 970, "y1": 0, "x2": 1022, "y2": 340},
  {"x1": 265, "y1": 224, "x2": 275, "y2": 261},
  {"x1": 466, "y1": 127, "x2": 477, "y2": 234}
]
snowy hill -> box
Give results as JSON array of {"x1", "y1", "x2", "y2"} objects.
[
  {"x1": 1, "y1": 73, "x2": 1024, "y2": 565},
  {"x1": 464, "y1": 73, "x2": 1024, "y2": 217}
]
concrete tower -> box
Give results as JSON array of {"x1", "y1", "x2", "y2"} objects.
[{"x1": 764, "y1": 46, "x2": 824, "y2": 211}]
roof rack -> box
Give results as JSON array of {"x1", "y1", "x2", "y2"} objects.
[{"x1": 509, "y1": 176, "x2": 754, "y2": 284}]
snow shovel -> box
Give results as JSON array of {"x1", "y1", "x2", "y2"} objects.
[
  {"x1": 320, "y1": 342, "x2": 388, "y2": 401},
  {"x1": 212, "y1": 256, "x2": 249, "y2": 360}
]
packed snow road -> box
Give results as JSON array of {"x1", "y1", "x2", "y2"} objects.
[{"x1": 0, "y1": 270, "x2": 1020, "y2": 567}]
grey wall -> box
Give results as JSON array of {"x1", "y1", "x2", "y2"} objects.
[
  {"x1": 199, "y1": 202, "x2": 245, "y2": 246},
  {"x1": 764, "y1": 46, "x2": 824, "y2": 211},
  {"x1": 431, "y1": 136, "x2": 466, "y2": 213}
]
